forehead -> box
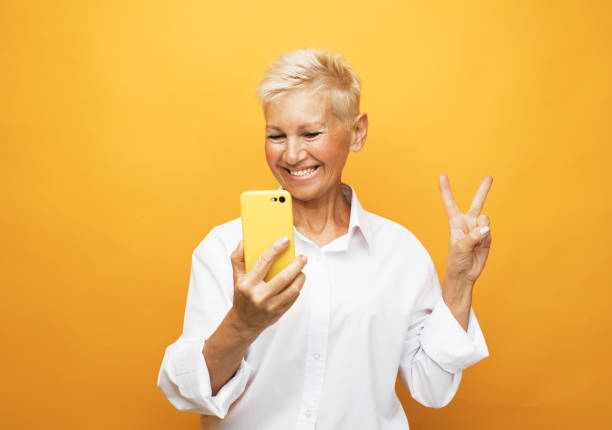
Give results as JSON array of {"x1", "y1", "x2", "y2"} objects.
[{"x1": 264, "y1": 88, "x2": 331, "y2": 129}]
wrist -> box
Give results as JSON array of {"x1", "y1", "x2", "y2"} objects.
[
  {"x1": 226, "y1": 308, "x2": 261, "y2": 344},
  {"x1": 442, "y1": 273, "x2": 473, "y2": 310},
  {"x1": 443, "y1": 270, "x2": 474, "y2": 291}
]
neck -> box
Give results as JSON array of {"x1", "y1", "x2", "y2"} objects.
[{"x1": 292, "y1": 182, "x2": 351, "y2": 247}]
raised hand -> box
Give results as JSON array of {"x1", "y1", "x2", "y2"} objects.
[{"x1": 439, "y1": 174, "x2": 493, "y2": 287}]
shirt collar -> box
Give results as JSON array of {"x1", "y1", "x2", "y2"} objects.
[{"x1": 277, "y1": 182, "x2": 373, "y2": 249}]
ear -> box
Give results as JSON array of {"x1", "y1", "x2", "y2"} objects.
[{"x1": 349, "y1": 113, "x2": 368, "y2": 152}]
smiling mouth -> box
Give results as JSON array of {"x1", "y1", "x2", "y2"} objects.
[{"x1": 284, "y1": 166, "x2": 320, "y2": 177}]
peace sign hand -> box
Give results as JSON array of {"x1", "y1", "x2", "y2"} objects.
[{"x1": 439, "y1": 174, "x2": 493, "y2": 287}]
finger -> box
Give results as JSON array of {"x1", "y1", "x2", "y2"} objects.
[
  {"x1": 265, "y1": 255, "x2": 308, "y2": 297},
  {"x1": 479, "y1": 216, "x2": 492, "y2": 244},
  {"x1": 439, "y1": 174, "x2": 461, "y2": 219},
  {"x1": 480, "y1": 232, "x2": 492, "y2": 249},
  {"x1": 461, "y1": 223, "x2": 491, "y2": 250},
  {"x1": 243, "y1": 236, "x2": 291, "y2": 284},
  {"x1": 231, "y1": 240, "x2": 246, "y2": 283},
  {"x1": 267, "y1": 272, "x2": 306, "y2": 311},
  {"x1": 476, "y1": 214, "x2": 490, "y2": 228},
  {"x1": 467, "y1": 176, "x2": 493, "y2": 218}
]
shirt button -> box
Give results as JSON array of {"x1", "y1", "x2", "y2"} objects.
[
  {"x1": 305, "y1": 410, "x2": 311, "y2": 418},
  {"x1": 313, "y1": 352, "x2": 320, "y2": 360}
]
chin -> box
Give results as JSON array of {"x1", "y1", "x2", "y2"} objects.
[
  {"x1": 284, "y1": 183, "x2": 330, "y2": 203},
  {"x1": 288, "y1": 189, "x2": 316, "y2": 203}
]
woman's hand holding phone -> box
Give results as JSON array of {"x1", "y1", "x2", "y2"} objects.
[
  {"x1": 229, "y1": 236, "x2": 307, "y2": 341},
  {"x1": 203, "y1": 190, "x2": 301, "y2": 396}
]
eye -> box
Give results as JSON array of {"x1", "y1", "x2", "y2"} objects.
[
  {"x1": 267, "y1": 135, "x2": 285, "y2": 140},
  {"x1": 304, "y1": 132, "x2": 321, "y2": 139}
]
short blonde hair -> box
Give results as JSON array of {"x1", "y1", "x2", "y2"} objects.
[{"x1": 256, "y1": 48, "x2": 361, "y2": 130}]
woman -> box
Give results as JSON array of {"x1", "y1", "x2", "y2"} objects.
[{"x1": 158, "y1": 48, "x2": 493, "y2": 429}]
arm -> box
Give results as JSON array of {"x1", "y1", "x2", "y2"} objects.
[
  {"x1": 441, "y1": 274, "x2": 474, "y2": 331},
  {"x1": 203, "y1": 310, "x2": 257, "y2": 396},
  {"x1": 158, "y1": 232, "x2": 307, "y2": 416},
  {"x1": 397, "y1": 174, "x2": 494, "y2": 407},
  {"x1": 204, "y1": 238, "x2": 306, "y2": 395},
  {"x1": 157, "y1": 229, "x2": 253, "y2": 417},
  {"x1": 398, "y1": 258, "x2": 489, "y2": 408}
]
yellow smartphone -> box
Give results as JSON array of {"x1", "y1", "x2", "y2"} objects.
[{"x1": 240, "y1": 190, "x2": 295, "y2": 282}]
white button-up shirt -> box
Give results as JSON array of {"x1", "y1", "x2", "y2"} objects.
[{"x1": 157, "y1": 184, "x2": 489, "y2": 429}]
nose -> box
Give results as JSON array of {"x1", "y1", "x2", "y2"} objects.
[{"x1": 282, "y1": 136, "x2": 306, "y2": 166}]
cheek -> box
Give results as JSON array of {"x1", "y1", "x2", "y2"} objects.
[
  {"x1": 264, "y1": 143, "x2": 275, "y2": 163},
  {"x1": 315, "y1": 140, "x2": 349, "y2": 167},
  {"x1": 265, "y1": 143, "x2": 281, "y2": 169}
]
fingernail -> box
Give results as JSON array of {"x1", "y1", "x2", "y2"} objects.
[
  {"x1": 301, "y1": 255, "x2": 308, "y2": 263},
  {"x1": 479, "y1": 226, "x2": 490, "y2": 235},
  {"x1": 279, "y1": 236, "x2": 290, "y2": 246}
]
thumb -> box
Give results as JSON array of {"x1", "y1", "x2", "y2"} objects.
[{"x1": 231, "y1": 240, "x2": 246, "y2": 282}]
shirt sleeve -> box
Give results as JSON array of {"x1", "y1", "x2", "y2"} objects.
[
  {"x1": 397, "y1": 256, "x2": 489, "y2": 408},
  {"x1": 157, "y1": 228, "x2": 252, "y2": 418}
]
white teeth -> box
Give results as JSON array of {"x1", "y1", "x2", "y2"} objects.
[{"x1": 289, "y1": 167, "x2": 317, "y2": 176}]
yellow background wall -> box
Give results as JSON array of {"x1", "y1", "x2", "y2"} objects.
[{"x1": 1, "y1": 1, "x2": 610, "y2": 428}]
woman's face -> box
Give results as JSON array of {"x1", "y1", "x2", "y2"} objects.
[{"x1": 264, "y1": 88, "x2": 365, "y2": 203}]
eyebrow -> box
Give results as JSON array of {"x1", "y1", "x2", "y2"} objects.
[{"x1": 266, "y1": 122, "x2": 326, "y2": 131}]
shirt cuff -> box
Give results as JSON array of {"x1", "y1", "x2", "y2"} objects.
[
  {"x1": 172, "y1": 337, "x2": 252, "y2": 418},
  {"x1": 419, "y1": 298, "x2": 490, "y2": 374}
]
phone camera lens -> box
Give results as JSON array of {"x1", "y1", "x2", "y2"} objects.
[
  {"x1": 271, "y1": 197, "x2": 277, "y2": 202},
  {"x1": 279, "y1": 196, "x2": 286, "y2": 203}
]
